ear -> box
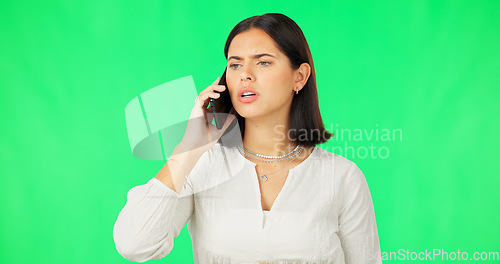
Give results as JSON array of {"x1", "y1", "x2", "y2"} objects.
[{"x1": 294, "y1": 63, "x2": 311, "y2": 92}]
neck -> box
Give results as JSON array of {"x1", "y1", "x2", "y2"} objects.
[{"x1": 242, "y1": 117, "x2": 298, "y2": 157}]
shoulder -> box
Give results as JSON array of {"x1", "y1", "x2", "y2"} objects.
[
  {"x1": 314, "y1": 146, "x2": 359, "y2": 173},
  {"x1": 314, "y1": 146, "x2": 365, "y2": 184},
  {"x1": 315, "y1": 147, "x2": 374, "y2": 210}
]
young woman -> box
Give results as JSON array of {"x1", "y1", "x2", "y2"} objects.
[{"x1": 114, "y1": 13, "x2": 382, "y2": 264}]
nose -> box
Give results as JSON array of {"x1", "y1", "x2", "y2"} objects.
[
  {"x1": 241, "y1": 74, "x2": 252, "y2": 81},
  {"x1": 240, "y1": 67, "x2": 254, "y2": 82}
]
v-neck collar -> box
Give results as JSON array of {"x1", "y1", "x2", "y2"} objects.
[{"x1": 226, "y1": 144, "x2": 318, "y2": 229}]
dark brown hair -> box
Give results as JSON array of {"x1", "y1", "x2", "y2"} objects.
[{"x1": 222, "y1": 13, "x2": 333, "y2": 147}]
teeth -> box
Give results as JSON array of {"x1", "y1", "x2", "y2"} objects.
[{"x1": 242, "y1": 92, "x2": 256, "y2": 97}]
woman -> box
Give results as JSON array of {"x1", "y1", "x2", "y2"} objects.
[{"x1": 113, "y1": 13, "x2": 382, "y2": 263}]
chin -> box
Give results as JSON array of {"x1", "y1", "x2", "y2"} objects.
[{"x1": 234, "y1": 105, "x2": 266, "y2": 119}]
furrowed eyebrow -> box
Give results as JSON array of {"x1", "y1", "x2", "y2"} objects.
[{"x1": 228, "y1": 53, "x2": 277, "y2": 61}]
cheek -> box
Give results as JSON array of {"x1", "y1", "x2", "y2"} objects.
[
  {"x1": 264, "y1": 67, "x2": 293, "y2": 86},
  {"x1": 225, "y1": 75, "x2": 237, "y2": 94},
  {"x1": 227, "y1": 83, "x2": 238, "y2": 99},
  {"x1": 226, "y1": 74, "x2": 239, "y2": 89},
  {"x1": 263, "y1": 75, "x2": 294, "y2": 98}
]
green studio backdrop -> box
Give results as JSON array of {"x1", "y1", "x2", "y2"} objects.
[{"x1": 1, "y1": 0, "x2": 499, "y2": 263}]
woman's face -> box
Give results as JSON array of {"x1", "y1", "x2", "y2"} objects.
[{"x1": 226, "y1": 28, "x2": 298, "y2": 120}]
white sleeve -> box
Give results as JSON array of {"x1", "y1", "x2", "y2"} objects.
[
  {"x1": 112, "y1": 150, "x2": 209, "y2": 262},
  {"x1": 338, "y1": 164, "x2": 382, "y2": 264}
]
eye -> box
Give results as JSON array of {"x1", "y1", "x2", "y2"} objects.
[
  {"x1": 229, "y1": 63, "x2": 241, "y2": 69},
  {"x1": 259, "y1": 61, "x2": 271, "y2": 66}
]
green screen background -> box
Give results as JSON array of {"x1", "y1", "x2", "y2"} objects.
[{"x1": 1, "y1": 0, "x2": 499, "y2": 263}]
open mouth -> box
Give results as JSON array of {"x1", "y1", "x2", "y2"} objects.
[
  {"x1": 241, "y1": 92, "x2": 257, "y2": 97},
  {"x1": 239, "y1": 91, "x2": 259, "y2": 103}
]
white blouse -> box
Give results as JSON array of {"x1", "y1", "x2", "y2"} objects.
[{"x1": 113, "y1": 143, "x2": 382, "y2": 263}]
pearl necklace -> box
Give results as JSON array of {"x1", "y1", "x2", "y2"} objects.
[
  {"x1": 243, "y1": 144, "x2": 301, "y2": 159},
  {"x1": 237, "y1": 144, "x2": 304, "y2": 182},
  {"x1": 237, "y1": 145, "x2": 303, "y2": 163}
]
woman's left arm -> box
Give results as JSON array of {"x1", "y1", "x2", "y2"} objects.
[{"x1": 338, "y1": 164, "x2": 382, "y2": 264}]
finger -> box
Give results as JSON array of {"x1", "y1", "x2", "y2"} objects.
[
  {"x1": 211, "y1": 76, "x2": 221, "y2": 85},
  {"x1": 196, "y1": 90, "x2": 213, "y2": 106},
  {"x1": 199, "y1": 91, "x2": 221, "y2": 108},
  {"x1": 213, "y1": 84, "x2": 226, "y2": 92},
  {"x1": 199, "y1": 89, "x2": 221, "y2": 100},
  {"x1": 202, "y1": 84, "x2": 225, "y2": 95}
]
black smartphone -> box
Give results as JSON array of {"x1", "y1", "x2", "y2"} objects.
[{"x1": 210, "y1": 68, "x2": 234, "y2": 130}]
